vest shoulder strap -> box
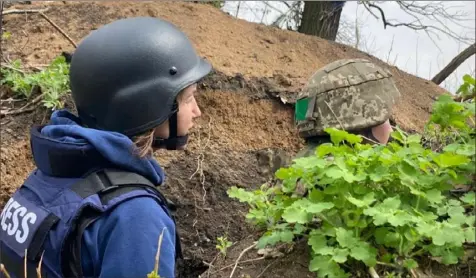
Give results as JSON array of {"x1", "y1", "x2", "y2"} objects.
[{"x1": 63, "y1": 168, "x2": 182, "y2": 277}]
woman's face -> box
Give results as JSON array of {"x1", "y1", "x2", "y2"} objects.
[
  {"x1": 154, "y1": 83, "x2": 201, "y2": 139},
  {"x1": 176, "y1": 83, "x2": 201, "y2": 136}
]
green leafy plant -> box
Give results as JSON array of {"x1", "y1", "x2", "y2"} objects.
[
  {"x1": 228, "y1": 77, "x2": 475, "y2": 277},
  {"x1": 0, "y1": 55, "x2": 70, "y2": 110},
  {"x1": 216, "y1": 236, "x2": 233, "y2": 256},
  {"x1": 455, "y1": 74, "x2": 475, "y2": 100}
]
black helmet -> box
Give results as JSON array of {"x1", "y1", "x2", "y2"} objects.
[{"x1": 69, "y1": 17, "x2": 212, "y2": 149}]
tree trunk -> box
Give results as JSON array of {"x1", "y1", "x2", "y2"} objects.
[
  {"x1": 298, "y1": 1, "x2": 345, "y2": 41},
  {"x1": 431, "y1": 42, "x2": 476, "y2": 85}
]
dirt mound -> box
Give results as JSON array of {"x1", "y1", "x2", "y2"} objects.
[
  {"x1": 2, "y1": 1, "x2": 446, "y2": 132},
  {"x1": 0, "y1": 1, "x2": 457, "y2": 277}
]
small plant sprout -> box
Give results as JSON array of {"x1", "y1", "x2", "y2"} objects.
[{"x1": 216, "y1": 236, "x2": 233, "y2": 257}]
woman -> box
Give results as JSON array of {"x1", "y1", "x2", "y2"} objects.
[{"x1": 0, "y1": 17, "x2": 212, "y2": 278}]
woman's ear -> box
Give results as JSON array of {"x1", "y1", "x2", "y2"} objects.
[{"x1": 153, "y1": 120, "x2": 170, "y2": 139}]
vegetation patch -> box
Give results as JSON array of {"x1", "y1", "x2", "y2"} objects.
[
  {"x1": 228, "y1": 76, "x2": 475, "y2": 277},
  {"x1": 1, "y1": 56, "x2": 70, "y2": 111}
]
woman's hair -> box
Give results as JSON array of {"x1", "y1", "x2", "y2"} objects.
[{"x1": 132, "y1": 129, "x2": 156, "y2": 158}]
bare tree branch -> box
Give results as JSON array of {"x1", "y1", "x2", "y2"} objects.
[
  {"x1": 432, "y1": 42, "x2": 476, "y2": 85},
  {"x1": 361, "y1": 1, "x2": 475, "y2": 46}
]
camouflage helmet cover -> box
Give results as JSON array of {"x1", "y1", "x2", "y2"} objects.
[{"x1": 295, "y1": 58, "x2": 401, "y2": 138}]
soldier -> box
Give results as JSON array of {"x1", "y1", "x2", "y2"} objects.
[
  {"x1": 294, "y1": 58, "x2": 401, "y2": 158},
  {"x1": 0, "y1": 17, "x2": 211, "y2": 278}
]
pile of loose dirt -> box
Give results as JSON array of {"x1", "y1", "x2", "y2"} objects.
[
  {"x1": 1, "y1": 1, "x2": 459, "y2": 278},
  {"x1": 2, "y1": 1, "x2": 447, "y2": 132}
]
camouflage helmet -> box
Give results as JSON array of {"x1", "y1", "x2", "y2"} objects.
[{"x1": 295, "y1": 58, "x2": 401, "y2": 138}]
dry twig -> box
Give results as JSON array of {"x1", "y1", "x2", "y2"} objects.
[
  {"x1": 2, "y1": 8, "x2": 77, "y2": 48},
  {"x1": 37, "y1": 11, "x2": 77, "y2": 48},
  {"x1": 152, "y1": 228, "x2": 166, "y2": 275},
  {"x1": 0, "y1": 93, "x2": 43, "y2": 117},
  {"x1": 229, "y1": 242, "x2": 258, "y2": 278},
  {"x1": 0, "y1": 264, "x2": 10, "y2": 278},
  {"x1": 2, "y1": 8, "x2": 49, "y2": 15},
  {"x1": 36, "y1": 251, "x2": 45, "y2": 278},
  {"x1": 210, "y1": 257, "x2": 265, "y2": 274}
]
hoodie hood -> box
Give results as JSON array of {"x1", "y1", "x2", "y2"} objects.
[{"x1": 30, "y1": 110, "x2": 165, "y2": 185}]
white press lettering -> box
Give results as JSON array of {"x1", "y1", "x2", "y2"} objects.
[
  {"x1": 1, "y1": 198, "x2": 14, "y2": 231},
  {"x1": 0, "y1": 197, "x2": 39, "y2": 244},
  {"x1": 6, "y1": 201, "x2": 19, "y2": 235},
  {"x1": 17, "y1": 212, "x2": 37, "y2": 244}
]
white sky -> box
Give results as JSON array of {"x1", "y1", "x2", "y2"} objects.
[{"x1": 222, "y1": 1, "x2": 476, "y2": 93}]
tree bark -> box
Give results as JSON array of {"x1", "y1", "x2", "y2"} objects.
[
  {"x1": 298, "y1": 1, "x2": 344, "y2": 41},
  {"x1": 431, "y1": 42, "x2": 476, "y2": 85}
]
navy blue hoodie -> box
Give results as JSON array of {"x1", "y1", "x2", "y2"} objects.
[{"x1": 30, "y1": 110, "x2": 176, "y2": 278}]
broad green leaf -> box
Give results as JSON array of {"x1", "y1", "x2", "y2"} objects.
[
  {"x1": 444, "y1": 143, "x2": 476, "y2": 156},
  {"x1": 275, "y1": 168, "x2": 292, "y2": 180},
  {"x1": 369, "y1": 165, "x2": 388, "y2": 182},
  {"x1": 306, "y1": 202, "x2": 335, "y2": 214},
  {"x1": 282, "y1": 207, "x2": 309, "y2": 224},
  {"x1": 332, "y1": 248, "x2": 349, "y2": 263},
  {"x1": 466, "y1": 215, "x2": 475, "y2": 226},
  {"x1": 388, "y1": 211, "x2": 415, "y2": 227},
  {"x1": 308, "y1": 188, "x2": 325, "y2": 202},
  {"x1": 324, "y1": 166, "x2": 344, "y2": 179},
  {"x1": 407, "y1": 134, "x2": 422, "y2": 145},
  {"x1": 462, "y1": 74, "x2": 475, "y2": 85},
  {"x1": 464, "y1": 227, "x2": 475, "y2": 243},
  {"x1": 293, "y1": 156, "x2": 327, "y2": 170},
  {"x1": 335, "y1": 228, "x2": 357, "y2": 248},
  {"x1": 433, "y1": 152, "x2": 470, "y2": 168},
  {"x1": 381, "y1": 197, "x2": 401, "y2": 210},
  {"x1": 349, "y1": 243, "x2": 377, "y2": 266},
  {"x1": 308, "y1": 233, "x2": 331, "y2": 255},
  {"x1": 325, "y1": 128, "x2": 363, "y2": 145},
  {"x1": 309, "y1": 255, "x2": 349, "y2": 278},
  {"x1": 425, "y1": 189, "x2": 444, "y2": 204},
  {"x1": 460, "y1": 192, "x2": 475, "y2": 206},
  {"x1": 391, "y1": 129, "x2": 406, "y2": 144},
  {"x1": 257, "y1": 230, "x2": 294, "y2": 249},
  {"x1": 346, "y1": 192, "x2": 376, "y2": 207},
  {"x1": 441, "y1": 249, "x2": 461, "y2": 265},
  {"x1": 447, "y1": 205, "x2": 465, "y2": 218},
  {"x1": 316, "y1": 143, "x2": 334, "y2": 157},
  {"x1": 403, "y1": 259, "x2": 418, "y2": 270}
]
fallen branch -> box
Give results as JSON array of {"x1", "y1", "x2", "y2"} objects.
[
  {"x1": 0, "y1": 63, "x2": 25, "y2": 73},
  {"x1": 431, "y1": 42, "x2": 476, "y2": 85},
  {"x1": 0, "y1": 93, "x2": 43, "y2": 117},
  {"x1": 229, "y1": 242, "x2": 258, "y2": 278},
  {"x1": 2, "y1": 7, "x2": 77, "y2": 48},
  {"x1": 211, "y1": 257, "x2": 265, "y2": 274},
  {"x1": 2, "y1": 8, "x2": 49, "y2": 15},
  {"x1": 38, "y1": 11, "x2": 77, "y2": 48}
]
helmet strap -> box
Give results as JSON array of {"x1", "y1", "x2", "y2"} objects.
[{"x1": 152, "y1": 111, "x2": 189, "y2": 150}]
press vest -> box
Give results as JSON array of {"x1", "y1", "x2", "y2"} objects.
[{"x1": 0, "y1": 168, "x2": 182, "y2": 278}]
